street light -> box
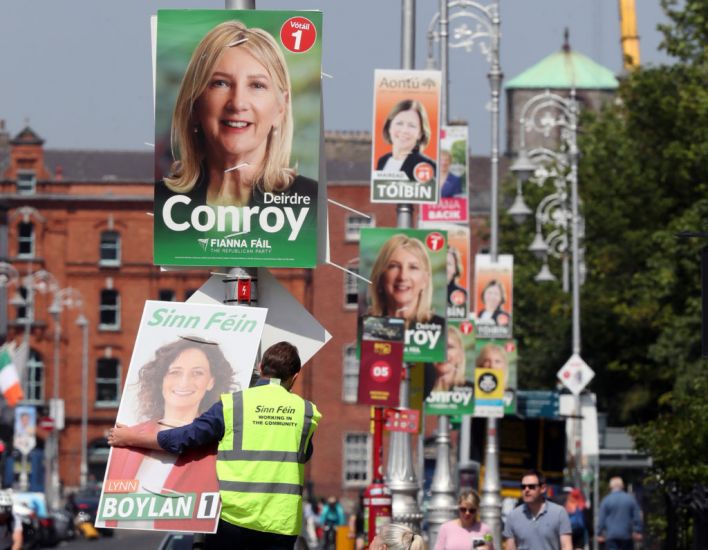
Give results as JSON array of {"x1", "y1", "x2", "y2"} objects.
[
  {"x1": 426, "y1": 1, "x2": 503, "y2": 545},
  {"x1": 508, "y1": 89, "x2": 585, "y2": 487},
  {"x1": 75, "y1": 314, "x2": 89, "y2": 488}
]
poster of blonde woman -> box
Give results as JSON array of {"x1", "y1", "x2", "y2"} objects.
[
  {"x1": 153, "y1": 10, "x2": 322, "y2": 267},
  {"x1": 474, "y1": 254, "x2": 514, "y2": 339},
  {"x1": 96, "y1": 301, "x2": 266, "y2": 533},
  {"x1": 370, "y1": 69, "x2": 441, "y2": 204},
  {"x1": 358, "y1": 228, "x2": 447, "y2": 363},
  {"x1": 474, "y1": 339, "x2": 518, "y2": 415},
  {"x1": 424, "y1": 320, "x2": 475, "y2": 415}
]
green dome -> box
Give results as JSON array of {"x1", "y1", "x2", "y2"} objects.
[{"x1": 505, "y1": 49, "x2": 619, "y2": 90}]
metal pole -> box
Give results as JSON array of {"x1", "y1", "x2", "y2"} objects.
[
  {"x1": 426, "y1": 2, "x2": 457, "y2": 547},
  {"x1": 593, "y1": 459, "x2": 600, "y2": 550},
  {"x1": 47, "y1": 308, "x2": 61, "y2": 509},
  {"x1": 78, "y1": 316, "x2": 89, "y2": 487},
  {"x1": 384, "y1": 0, "x2": 422, "y2": 532},
  {"x1": 225, "y1": 0, "x2": 254, "y2": 8},
  {"x1": 481, "y1": 2, "x2": 503, "y2": 548}
]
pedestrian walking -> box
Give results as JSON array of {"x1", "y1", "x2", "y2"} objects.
[
  {"x1": 435, "y1": 490, "x2": 494, "y2": 549},
  {"x1": 108, "y1": 341, "x2": 321, "y2": 550},
  {"x1": 319, "y1": 496, "x2": 346, "y2": 549},
  {"x1": 502, "y1": 469, "x2": 573, "y2": 550},
  {"x1": 564, "y1": 488, "x2": 589, "y2": 550},
  {"x1": 597, "y1": 477, "x2": 642, "y2": 550}
]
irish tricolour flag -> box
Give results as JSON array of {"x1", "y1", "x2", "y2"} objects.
[{"x1": 0, "y1": 344, "x2": 24, "y2": 406}]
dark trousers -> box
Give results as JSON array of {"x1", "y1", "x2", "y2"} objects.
[
  {"x1": 205, "y1": 519, "x2": 298, "y2": 550},
  {"x1": 606, "y1": 540, "x2": 633, "y2": 550}
]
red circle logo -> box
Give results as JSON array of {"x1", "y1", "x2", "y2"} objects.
[
  {"x1": 425, "y1": 232, "x2": 445, "y2": 252},
  {"x1": 450, "y1": 290, "x2": 466, "y2": 306},
  {"x1": 280, "y1": 17, "x2": 317, "y2": 53},
  {"x1": 370, "y1": 361, "x2": 391, "y2": 383},
  {"x1": 413, "y1": 162, "x2": 434, "y2": 183},
  {"x1": 460, "y1": 321, "x2": 474, "y2": 335}
]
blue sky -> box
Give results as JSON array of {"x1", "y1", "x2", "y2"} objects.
[{"x1": 0, "y1": 0, "x2": 670, "y2": 154}]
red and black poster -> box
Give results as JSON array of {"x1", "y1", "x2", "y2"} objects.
[{"x1": 357, "y1": 316, "x2": 405, "y2": 407}]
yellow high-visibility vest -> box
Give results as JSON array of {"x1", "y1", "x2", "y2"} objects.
[{"x1": 217, "y1": 381, "x2": 321, "y2": 535}]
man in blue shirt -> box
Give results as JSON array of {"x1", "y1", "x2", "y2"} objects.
[
  {"x1": 597, "y1": 477, "x2": 642, "y2": 550},
  {"x1": 502, "y1": 469, "x2": 572, "y2": 550}
]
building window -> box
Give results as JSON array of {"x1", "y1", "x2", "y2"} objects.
[
  {"x1": 99, "y1": 289, "x2": 120, "y2": 330},
  {"x1": 158, "y1": 289, "x2": 176, "y2": 302},
  {"x1": 17, "y1": 172, "x2": 36, "y2": 195},
  {"x1": 343, "y1": 433, "x2": 370, "y2": 486},
  {"x1": 24, "y1": 350, "x2": 44, "y2": 403},
  {"x1": 14, "y1": 287, "x2": 32, "y2": 324},
  {"x1": 345, "y1": 214, "x2": 375, "y2": 242},
  {"x1": 96, "y1": 358, "x2": 121, "y2": 405},
  {"x1": 17, "y1": 222, "x2": 34, "y2": 258},
  {"x1": 342, "y1": 345, "x2": 359, "y2": 403},
  {"x1": 343, "y1": 261, "x2": 359, "y2": 309},
  {"x1": 99, "y1": 231, "x2": 121, "y2": 266}
]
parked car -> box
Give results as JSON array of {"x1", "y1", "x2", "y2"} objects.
[{"x1": 67, "y1": 487, "x2": 112, "y2": 537}]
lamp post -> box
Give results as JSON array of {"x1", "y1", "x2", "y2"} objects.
[
  {"x1": 426, "y1": 1, "x2": 503, "y2": 546},
  {"x1": 75, "y1": 314, "x2": 89, "y2": 488},
  {"x1": 508, "y1": 89, "x2": 585, "y2": 487},
  {"x1": 47, "y1": 287, "x2": 83, "y2": 508}
]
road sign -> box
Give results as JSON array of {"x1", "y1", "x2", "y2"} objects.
[
  {"x1": 517, "y1": 390, "x2": 560, "y2": 418},
  {"x1": 38, "y1": 417, "x2": 55, "y2": 431},
  {"x1": 557, "y1": 353, "x2": 595, "y2": 395}
]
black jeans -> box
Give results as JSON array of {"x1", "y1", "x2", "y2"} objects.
[{"x1": 205, "y1": 519, "x2": 297, "y2": 550}]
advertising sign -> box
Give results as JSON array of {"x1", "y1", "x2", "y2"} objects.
[
  {"x1": 357, "y1": 317, "x2": 405, "y2": 407},
  {"x1": 13, "y1": 405, "x2": 36, "y2": 456},
  {"x1": 517, "y1": 391, "x2": 560, "y2": 419},
  {"x1": 474, "y1": 254, "x2": 514, "y2": 339},
  {"x1": 420, "y1": 125, "x2": 469, "y2": 223},
  {"x1": 384, "y1": 408, "x2": 420, "y2": 433},
  {"x1": 474, "y1": 339, "x2": 518, "y2": 415},
  {"x1": 557, "y1": 353, "x2": 595, "y2": 395},
  {"x1": 153, "y1": 10, "x2": 323, "y2": 268},
  {"x1": 358, "y1": 228, "x2": 447, "y2": 363},
  {"x1": 97, "y1": 301, "x2": 266, "y2": 533},
  {"x1": 370, "y1": 69, "x2": 441, "y2": 204},
  {"x1": 474, "y1": 367, "x2": 505, "y2": 418},
  {"x1": 424, "y1": 320, "x2": 475, "y2": 415}
]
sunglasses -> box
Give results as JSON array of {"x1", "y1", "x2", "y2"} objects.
[
  {"x1": 458, "y1": 507, "x2": 477, "y2": 514},
  {"x1": 520, "y1": 483, "x2": 540, "y2": 490}
]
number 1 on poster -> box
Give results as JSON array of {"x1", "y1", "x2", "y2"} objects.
[{"x1": 196, "y1": 492, "x2": 220, "y2": 518}]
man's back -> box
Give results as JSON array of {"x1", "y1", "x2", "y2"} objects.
[{"x1": 599, "y1": 490, "x2": 640, "y2": 540}]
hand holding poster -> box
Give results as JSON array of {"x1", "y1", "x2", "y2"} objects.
[
  {"x1": 97, "y1": 301, "x2": 266, "y2": 533},
  {"x1": 474, "y1": 254, "x2": 514, "y2": 339},
  {"x1": 370, "y1": 70, "x2": 441, "y2": 204},
  {"x1": 153, "y1": 10, "x2": 322, "y2": 267},
  {"x1": 358, "y1": 228, "x2": 447, "y2": 363}
]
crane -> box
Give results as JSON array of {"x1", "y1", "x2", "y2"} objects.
[{"x1": 618, "y1": 0, "x2": 641, "y2": 70}]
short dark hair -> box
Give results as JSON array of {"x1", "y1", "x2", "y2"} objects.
[
  {"x1": 260, "y1": 341, "x2": 301, "y2": 380},
  {"x1": 521, "y1": 469, "x2": 546, "y2": 485}
]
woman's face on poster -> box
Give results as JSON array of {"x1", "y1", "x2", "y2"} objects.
[
  {"x1": 389, "y1": 109, "x2": 421, "y2": 153},
  {"x1": 440, "y1": 150, "x2": 452, "y2": 174},
  {"x1": 482, "y1": 283, "x2": 502, "y2": 311},
  {"x1": 434, "y1": 332, "x2": 463, "y2": 378},
  {"x1": 382, "y1": 245, "x2": 428, "y2": 317},
  {"x1": 162, "y1": 347, "x2": 215, "y2": 413},
  {"x1": 196, "y1": 47, "x2": 285, "y2": 165},
  {"x1": 479, "y1": 346, "x2": 506, "y2": 371},
  {"x1": 447, "y1": 248, "x2": 457, "y2": 282}
]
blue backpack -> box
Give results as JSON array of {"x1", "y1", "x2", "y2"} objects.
[{"x1": 569, "y1": 508, "x2": 585, "y2": 531}]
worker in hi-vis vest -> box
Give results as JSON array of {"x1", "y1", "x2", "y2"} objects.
[{"x1": 108, "y1": 341, "x2": 321, "y2": 550}]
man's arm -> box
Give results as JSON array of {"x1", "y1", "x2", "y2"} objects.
[
  {"x1": 108, "y1": 422, "x2": 161, "y2": 450},
  {"x1": 503, "y1": 538, "x2": 516, "y2": 550},
  {"x1": 11, "y1": 519, "x2": 22, "y2": 550},
  {"x1": 631, "y1": 498, "x2": 643, "y2": 541},
  {"x1": 560, "y1": 533, "x2": 573, "y2": 550}
]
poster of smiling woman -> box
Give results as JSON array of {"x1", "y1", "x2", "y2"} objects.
[
  {"x1": 153, "y1": 10, "x2": 322, "y2": 268},
  {"x1": 371, "y1": 69, "x2": 442, "y2": 204},
  {"x1": 96, "y1": 301, "x2": 266, "y2": 533},
  {"x1": 358, "y1": 228, "x2": 447, "y2": 363}
]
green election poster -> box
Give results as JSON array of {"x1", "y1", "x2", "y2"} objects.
[
  {"x1": 153, "y1": 10, "x2": 322, "y2": 267},
  {"x1": 358, "y1": 227, "x2": 447, "y2": 363}
]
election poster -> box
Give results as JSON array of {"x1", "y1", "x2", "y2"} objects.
[
  {"x1": 474, "y1": 339, "x2": 518, "y2": 415},
  {"x1": 371, "y1": 69, "x2": 442, "y2": 204},
  {"x1": 424, "y1": 320, "x2": 475, "y2": 415},
  {"x1": 474, "y1": 366, "x2": 505, "y2": 418},
  {"x1": 153, "y1": 10, "x2": 322, "y2": 268},
  {"x1": 358, "y1": 228, "x2": 447, "y2": 363},
  {"x1": 96, "y1": 301, "x2": 266, "y2": 533},
  {"x1": 420, "y1": 222, "x2": 470, "y2": 320},
  {"x1": 13, "y1": 405, "x2": 36, "y2": 456},
  {"x1": 474, "y1": 254, "x2": 514, "y2": 339},
  {"x1": 357, "y1": 316, "x2": 404, "y2": 407},
  {"x1": 420, "y1": 125, "x2": 469, "y2": 223}
]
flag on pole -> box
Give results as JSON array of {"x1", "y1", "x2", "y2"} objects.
[{"x1": 0, "y1": 344, "x2": 24, "y2": 406}]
